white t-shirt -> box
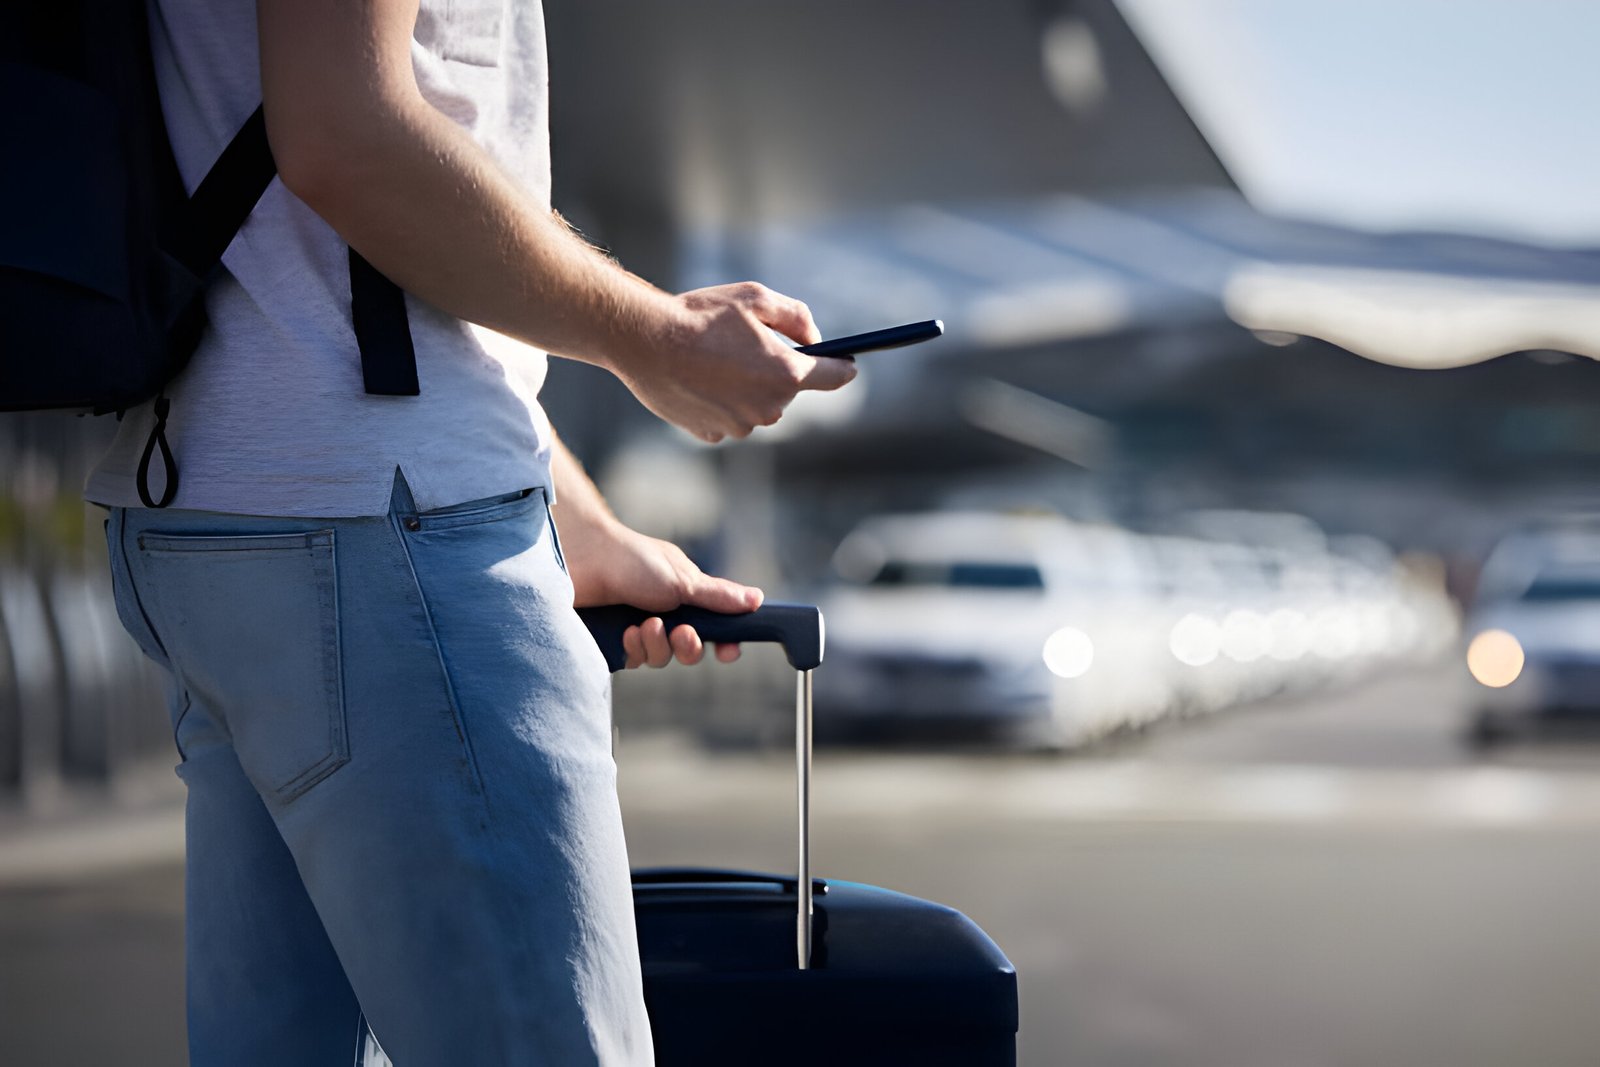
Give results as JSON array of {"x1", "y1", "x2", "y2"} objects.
[{"x1": 86, "y1": 0, "x2": 557, "y2": 516}]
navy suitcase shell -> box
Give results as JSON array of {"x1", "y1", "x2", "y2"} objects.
[{"x1": 579, "y1": 604, "x2": 1019, "y2": 1066}]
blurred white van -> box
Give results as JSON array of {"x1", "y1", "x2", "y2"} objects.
[{"x1": 817, "y1": 511, "x2": 1174, "y2": 747}]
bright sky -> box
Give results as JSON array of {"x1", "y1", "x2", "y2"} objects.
[{"x1": 1116, "y1": 0, "x2": 1600, "y2": 247}]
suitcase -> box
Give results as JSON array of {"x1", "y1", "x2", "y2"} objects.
[{"x1": 579, "y1": 603, "x2": 1019, "y2": 1066}]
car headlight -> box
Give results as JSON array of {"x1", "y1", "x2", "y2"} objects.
[
  {"x1": 1466, "y1": 629, "x2": 1524, "y2": 688},
  {"x1": 1170, "y1": 613, "x2": 1221, "y2": 667},
  {"x1": 1043, "y1": 627, "x2": 1094, "y2": 679}
]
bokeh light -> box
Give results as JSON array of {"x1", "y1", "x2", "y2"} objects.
[
  {"x1": 1043, "y1": 627, "x2": 1095, "y2": 679},
  {"x1": 1466, "y1": 629, "x2": 1524, "y2": 688}
]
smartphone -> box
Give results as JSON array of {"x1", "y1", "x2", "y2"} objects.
[{"x1": 796, "y1": 319, "x2": 944, "y2": 360}]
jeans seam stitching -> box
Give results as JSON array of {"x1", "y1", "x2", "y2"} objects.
[
  {"x1": 137, "y1": 530, "x2": 332, "y2": 553},
  {"x1": 170, "y1": 689, "x2": 194, "y2": 762},
  {"x1": 318, "y1": 534, "x2": 350, "y2": 772},
  {"x1": 388, "y1": 510, "x2": 492, "y2": 816},
  {"x1": 271, "y1": 535, "x2": 351, "y2": 802},
  {"x1": 114, "y1": 511, "x2": 172, "y2": 665},
  {"x1": 544, "y1": 493, "x2": 569, "y2": 575},
  {"x1": 402, "y1": 489, "x2": 539, "y2": 534}
]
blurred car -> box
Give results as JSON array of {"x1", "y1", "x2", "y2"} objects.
[
  {"x1": 816, "y1": 511, "x2": 1173, "y2": 748},
  {"x1": 1463, "y1": 530, "x2": 1600, "y2": 744},
  {"x1": 816, "y1": 508, "x2": 1455, "y2": 750}
]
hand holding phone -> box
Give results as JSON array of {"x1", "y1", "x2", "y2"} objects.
[{"x1": 796, "y1": 319, "x2": 944, "y2": 361}]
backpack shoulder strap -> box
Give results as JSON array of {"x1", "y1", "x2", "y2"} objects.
[
  {"x1": 174, "y1": 106, "x2": 419, "y2": 396},
  {"x1": 136, "y1": 106, "x2": 418, "y2": 507},
  {"x1": 349, "y1": 249, "x2": 420, "y2": 395},
  {"x1": 168, "y1": 106, "x2": 276, "y2": 278}
]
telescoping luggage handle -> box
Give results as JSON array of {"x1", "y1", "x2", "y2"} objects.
[{"x1": 577, "y1": 602, "x2": 824, "y2": 970}]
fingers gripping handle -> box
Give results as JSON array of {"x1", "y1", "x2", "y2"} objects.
[
  {"x1": 578, "y1": 600, "x2": 822, "y2": 970},
  {"x1": 575, "y1": 602, "x2": 825, "y2": 673}
]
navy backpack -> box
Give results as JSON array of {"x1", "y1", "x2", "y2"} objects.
[{"x1": 0, "y1": 0, "x2": 417, "y2": 506}]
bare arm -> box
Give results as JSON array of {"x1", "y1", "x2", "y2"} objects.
[
  {"x1": 257, "y1": 0, "x2": 855, "y2": 441},
  {"x1": 549, "y1": 434, "x2": 753, "y2": 668}
]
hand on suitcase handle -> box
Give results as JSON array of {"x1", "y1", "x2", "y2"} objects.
[
  {"x1": 576, "y1": 602, "x2": 825, "y2": 673},
  {"x1": 582, "y1": 600, "x2": 825, "y2": 969}
]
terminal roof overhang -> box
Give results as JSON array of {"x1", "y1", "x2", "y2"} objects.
[
  {"x1": 689, "y1": 191, "x2": 1600, "y2": 480},
  {"x1": 695, "y1": 188, "x2": 1600, "y2": 374},
  {"x1": 544, "y1": 0, "x2": 1600, "y2": 482}
]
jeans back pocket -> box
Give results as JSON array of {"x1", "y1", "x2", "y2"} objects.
[
  {"x1": 136, "y1": 529, "x2": 348, "y2": 803},
  {"x1": 401, "y1": 486, "x2": 540, "y2": 534},
  {"x1": 105, "y1": 511, "x2": 170, "y2": 671}
]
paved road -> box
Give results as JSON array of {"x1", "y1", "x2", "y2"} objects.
[{"x1": 6, "y1": 665, "x2": 1600, "y2": 1066}]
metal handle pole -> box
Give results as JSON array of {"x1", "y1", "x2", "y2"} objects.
[{"x1": 796, "y1": 669, "x2": 814, "y2": 970}]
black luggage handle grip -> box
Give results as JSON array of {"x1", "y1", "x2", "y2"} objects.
[
  {"x1": 576, "y1": 602, "x2": 825, "y2": 673},
  {"x1": 583, "y1": 600, "x2": 825, "y2": 968}
]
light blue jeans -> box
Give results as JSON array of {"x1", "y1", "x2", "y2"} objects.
[{"x1": 104, "y1": 473, "x2": 654, "y2": 1065}]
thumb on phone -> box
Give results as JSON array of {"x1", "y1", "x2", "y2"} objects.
[{"x1": 796, "y1": 354, "x2": 859, "y2": 392}]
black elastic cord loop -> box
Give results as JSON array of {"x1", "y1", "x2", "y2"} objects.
[
  {"x1": 349, "y1": 249, "x2": 421, "y2": 396},
  {"x1": 136, "y1": 397, "x2": 179, "y2": 509}
]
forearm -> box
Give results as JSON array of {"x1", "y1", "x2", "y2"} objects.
[
  {"x1": 260, "y1": 0, "x2": 852, "y2": 444},
  {"x1": 548, "y1": 432, "x2": 620, "y2": 541},
  {"x1": 546, "y1": 433, "x2": 761, "y2": 628},
  {"x1": 258, "y1": 0, "x2": 681, "y2": 373}
]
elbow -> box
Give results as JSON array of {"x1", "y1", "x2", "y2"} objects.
[
  {"x1": 264, "y1": 89, "x2": 422, "y2": 226},
  {"x1": 264, "y1": 105, "x2": 352, "y2": 213},
  {"x1": 257, "y1": 0, "x2": 421, "y2": 217}
]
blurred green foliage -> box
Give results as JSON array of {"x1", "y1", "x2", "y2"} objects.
[{"x1": 0, "y1": 493, "x2": 97, "y2": 570}]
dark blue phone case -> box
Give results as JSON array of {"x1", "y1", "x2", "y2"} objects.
[{"x1": 796, "y1": 318, "x2": 944, "y2": 360}]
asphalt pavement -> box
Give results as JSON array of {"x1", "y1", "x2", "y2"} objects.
[{"x1": 5, "y1": 664, "x2": 1600, "y2": 1066}]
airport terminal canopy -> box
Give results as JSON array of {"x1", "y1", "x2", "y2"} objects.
[
  {"x1": 552, "y1": 0, "x2": 1600, "y2": 371},
  {"x1": 691, "y1": 189, "x2": 1600, "y2": 388},
  {"x1": 545, "y1": 0, "x2": 1600, "y2": 482}
]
